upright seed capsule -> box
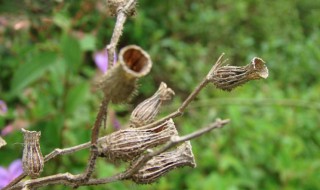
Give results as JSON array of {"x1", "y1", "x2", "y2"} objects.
[
  {"x1": 131, "y1": 141, "x2": 196, "y2": 184},
  {"x1": 22, "y1": 128, "x2": 44, "y2": 178},
  {"x1": 130, "y1": 82, "x2": 175, "y2": 127}
]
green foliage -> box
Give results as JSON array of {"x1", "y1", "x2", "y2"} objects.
[{"x1": 1, "y1": 0, "x2": 320, "y2": 189}]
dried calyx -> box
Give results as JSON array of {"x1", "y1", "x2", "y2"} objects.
[
  {"x1": 97, "y1": 45, "x2": 152, "y2": 103},
  {"x1": 98, "y1": 119, "x2": 178, "y2": 162},
  {"x1": 131, "y1": 141, "x2": 196, "y2": 184},
  {"x1": 209, "y1": 57, "x2": 268, "y2": 91},
  {"x1": 130, "y1": 82, "x2": 175, "y2": 127},
  {"x1": 21, "y1": 128, "x2": 44, "y2": 178}
]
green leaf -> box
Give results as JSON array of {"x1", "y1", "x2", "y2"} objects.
[
  {"x1": 65, "y1": 83, "x2": 89, "y2": 116},
  {"x1": 61, "y1": 35, "x2": 82, "y2": 72},
  {"x1": 10, "y1": 52, "x2": 56, "y2": 96}
]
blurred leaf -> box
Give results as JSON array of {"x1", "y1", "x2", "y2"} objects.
[
  {"x1": 65, "y1": 83, "x2": 89, "y2": 116},
  {"x1": 10, "y1": 52, "x2": 56, "y2": 96},
  {"x1": 61, "y1": 35, "x2": 82, "y2": 72}
]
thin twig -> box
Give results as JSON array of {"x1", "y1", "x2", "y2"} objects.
[
  {"x1": 80, "y1": 96, "x2": 109, "y2": 182},
  {"x1": 139, "y1": 53, "x2": 226, "y2": 130},
  {"x1": 107, "y1": 0, "x2": 137, "y2": 65}
]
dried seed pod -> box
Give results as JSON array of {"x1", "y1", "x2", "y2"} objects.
[
  {"x1": 21, "y1": 129, "x2": 44, "y2": 178},
  {"x1": 209, "y1": 57, "x2": 268, "y2": 91},
  {"x1": 107, "y1": 0, "x2": 136, "y2": 16},
  {"x1": 97, "y1": 45, "x2": 152, "y2": 103},
  {"x1": 131, "y1": 141, "x2": 196, "y2": 184},
  {"x1": 130, "y1": 82, "x2": 175, "y2": 127},
  {"x1": 98, "y1": 119, "x2": 178, "y2": 162}
]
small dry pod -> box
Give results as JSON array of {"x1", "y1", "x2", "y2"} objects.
[
  {"x1": 97, "y1": 45, "x2": 152, "y2": 103},
  {"x1": 131, "y1": 141, "x2": 196, "y2": 184},
  {"x1": 130, "y1": 82, "x2": 175, "y2": 127},
  {"x1": 98, "y1": 119, "x2": 178, "y2": 162},
  {"x1": 209, "y1": 57, "x2": 268, "y2": 91},
  {"x1": 21, "y1": 128, "x2": 44, "y2": 178}
]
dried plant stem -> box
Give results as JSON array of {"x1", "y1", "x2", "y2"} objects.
[
  {"x1": 107, "y1": 0, "x2": 137, "y2": 65},
  {"x1": 139, "y1": 54, "x2": 226, "y2": 130},
  {"x1": 80, "y1": 96, "x2": 109, "y2": 182}
]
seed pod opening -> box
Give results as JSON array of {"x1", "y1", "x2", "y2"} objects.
[
  {"x1": 209, "y1": 57, "x2": 268, "y2": 91},
  {"x1": 21, "y1": 129, "x2": 44, "y2": 178},
  {"x1": 98, "y1": 119, "x2": 178, "y2": 162},
  {"x1": 130, "y1": 82, "x2": 175, "y2": 127},
  {"x1": 97, "y1": 45, "x2": 152, "y2": 103},
  {"x1": 131, "y1": 141, "x2": 196, "y2": 184}
]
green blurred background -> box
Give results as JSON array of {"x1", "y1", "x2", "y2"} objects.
[{"x1": 1, "y1": 0, "x2": 320, "y2": 189}]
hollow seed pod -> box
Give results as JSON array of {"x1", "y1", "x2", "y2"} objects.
[
  {"x1": 131, "y1": 141, "x2": 196, "y2": 184},
  {"x1": 97, "y1": 45, "x2": 152, "y2": 103},
  {"x1": 21, "y1": 129, "x2": 44, "y2": 178},
  {"x1": 209, "y1": 57, "x2": 268, "y2": 91},
  {"x1": 130, "y1": 82, "x2": 175, "y2": 127},
  {"x1": 98, "y1": 119, "x2": 178, "y2": 162}
]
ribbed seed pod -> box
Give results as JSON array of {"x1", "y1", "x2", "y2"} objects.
[
  {"x1": 209, "y1": 57, "x2": 268, "y2": 91},
  {"x1": 21, "y1": 129, "x2": 44, "y2": 178},
  {"x1": 98, "y1": 119, "x2": 178, "y2": 162},
  {"x1": 131, "y1": 141, "x2": 196, "y2": 184},
  {"x1": 130, "y1": 82, "x2": 175, "y2": 127},
  {"x1": 97, "y1": 45, "x2": 152, "y2": 103}
]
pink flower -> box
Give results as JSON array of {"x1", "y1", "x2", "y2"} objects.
[
  {"x1": 93, "y1": 49, "x2": 117, "y2": 73},
  {"x1": 0, "y1": 159, "x2": 23, "y2": 189}
]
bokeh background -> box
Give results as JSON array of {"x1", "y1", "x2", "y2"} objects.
[{"x1": 1, "y1": 0, "x2": 320, "y2": 189}]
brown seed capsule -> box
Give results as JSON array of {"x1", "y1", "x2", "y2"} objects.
[
  {"x1": 21, "y1": 129, "x2": 44, "y2": 178},
  {"x1": 209, "y1": 57, "x2": 268, "y2": 91},
  {"x1": 131, "y1": 141, "x2": 196, "y2": 184},
  {"x1": 97, "y1": 45, "x2": 152, "y2": 103},
  {"x1": 130, "y1": 82, "x2": 175, "y2": 127},
  {"x1": 98, "y1": 119, "x2": 178, "y2": 162}
]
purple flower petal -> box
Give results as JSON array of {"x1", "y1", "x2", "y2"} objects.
[
  {"x1": 8, "y1": 159, "x2": 23, "y2": 178},
  {"x1": 93, "y1": 49, "x2": 117, "y2": 73},
  {"x1": 0, "y1": 166, "x2": 9, "y2": 188},
  {"x1": 112, "y1": 116, "x2": 121, "y2": 131},
  {"x1": 0, "y1": 100, "x2": 8, "y2": 115}
]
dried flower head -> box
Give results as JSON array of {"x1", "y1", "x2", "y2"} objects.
[
  {"x1": 131, "y1": 141, "x2": 196, "y2": 184},
  {"x1": 97, "y1": 45, "x2": 152, "y2": 103},
  {"x1": 209, "y1": 57, "x2": 268, "y2": 91},
  {"x1": 130, "y1": 82, "x2": 175, "y2": 127},
  {"x1": 21, "y1": 129, "x2": 44, "y2": 178},
  {"x1": 98, "y1": 119, "x2": 178, "y2": 162},
  {"x1": 107, "y1": 0, "x2": 136, "y2": 16}
]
